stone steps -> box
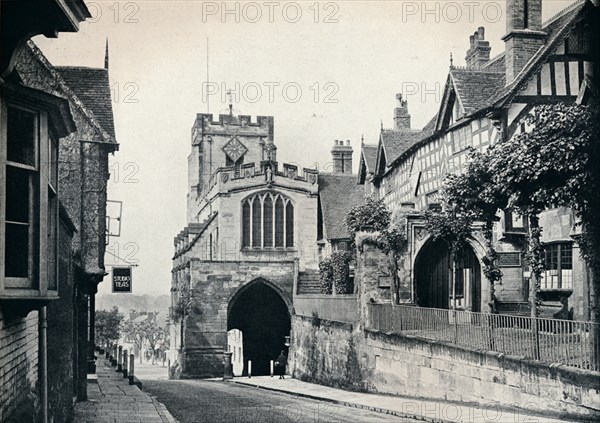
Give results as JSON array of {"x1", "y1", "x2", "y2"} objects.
[{"x1": 297, "y1": 271, "x2": 322, "y2": 294}]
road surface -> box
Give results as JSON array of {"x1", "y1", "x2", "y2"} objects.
[{"x1": 142, "y1": 377, "x2": 411, "y2": 423}]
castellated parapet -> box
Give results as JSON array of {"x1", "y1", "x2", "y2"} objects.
[{"x1": 191, "y1": 113, "x2": 274, "y2": 144}]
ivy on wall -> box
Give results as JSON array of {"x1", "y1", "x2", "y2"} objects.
[
  {"x1": 331, "y1": 251, "x2": 353, "y2": 294},
  {"x1": 319, "y1": 252, "x2": 353, "y2": 294},
  {"x1": 319, "y1": 258, "x2": 333, "y2": 294}
]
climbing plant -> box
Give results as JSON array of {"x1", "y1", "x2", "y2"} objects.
[
  {"x1": 319, "y1": 257, "x2": 333, "y2": 294},
  {"x1": 331, "y1": 251, "x2": 353, "y2": 294},
  {"x1": 345, "y1": 196, "x2": 391, "y2": 239}
]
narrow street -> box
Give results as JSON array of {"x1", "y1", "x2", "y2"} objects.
[
  {"x1": 137, "y1": 364, "x2": 410, "y2": 423},
  {"x1": 143, "y1": 379, "x2": 412, "y2": 423}
]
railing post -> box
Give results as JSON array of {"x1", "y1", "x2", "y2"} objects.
[
  {"x1": 486, "y1": 313, "x2": 495, "y2": 351},
  {"x1": 531, "y1": 317, "x2": 541, "y2": 361},
  {"x1": 248, "y1": 360, "x2": 252, "y2": 378},
  {"x1": 453, "y1": 310, "x2": 458, "y2": 346}
]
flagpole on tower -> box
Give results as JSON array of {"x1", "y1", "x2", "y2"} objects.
[{"x1": 207, "y1": 37, "x2": 210, "y2": 114}]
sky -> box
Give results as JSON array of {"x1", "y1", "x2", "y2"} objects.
[{"x1": 33, "y1": 0, "x2": 573, "y2": 296}]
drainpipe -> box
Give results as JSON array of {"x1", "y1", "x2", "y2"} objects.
[{"x1": 40, "y1": 306, "x2": 48, "y2": 423}]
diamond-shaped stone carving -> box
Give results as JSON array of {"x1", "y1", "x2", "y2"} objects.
[{"x1": 222, "y1": 137, "x2": 247, "y2": 162}]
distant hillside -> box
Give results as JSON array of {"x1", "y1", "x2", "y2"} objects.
[{"x1": 96, "y1": 294, "x2": 170, "y2": 314}]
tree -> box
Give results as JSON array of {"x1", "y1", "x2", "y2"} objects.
[
  {"x1": 485, "y1": 103, "x2": 599, "y2": 319},
  {"x1": 442, "y1": 149, "x2": 507, "y2": 311},
  {"x1": 124, "y1": 313, "x2": 166, "y2": 364},
  {"x1": 95, "y1": 307, "x2": 124, "y2": 347},
  {"x1": 445, "y1": 102, "x2": 600, "y2": 362}
]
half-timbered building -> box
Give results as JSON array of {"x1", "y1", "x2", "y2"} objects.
[{"x1": 359, "y1": 0, "x2": 598, "y2": 320}]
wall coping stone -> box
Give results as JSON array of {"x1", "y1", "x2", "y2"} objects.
[{"x1": 294, "y1": 314, "x2": 354, "y2": 332}]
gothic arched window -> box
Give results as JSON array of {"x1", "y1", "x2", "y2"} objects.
[{"x1": 242, "y1": 192, "x2": 294, "y2": 248}]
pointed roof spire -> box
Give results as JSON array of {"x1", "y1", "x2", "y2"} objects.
[
  {"x1": 380, "y1": 119, "x2": 383, "y2": 130},
  {"x1": 104, "y1": 38, "x2": 109, "y2": 70},
  {"x1": 449, "y1": 52, "x2": 454, "y2": 69},
  {"x1": 361, "y1": 134, "x2": 364, "y2": 146}
]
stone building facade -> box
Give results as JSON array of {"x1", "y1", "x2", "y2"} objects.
[
  {"x1": 171, "y1": 110, "x2": 320, "y2": 377},
  {"x1": 358, "y1": 0, "x2": 598, "y2": 321},
  {"x1": 0, "y1": 3, "x2": 118, "y2": 421}
]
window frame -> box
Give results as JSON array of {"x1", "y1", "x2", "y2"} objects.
[
  {"x1": 0, "y1": 94, "x2": 60, "y2": 300},
  {"x1": 541, "y1": 242, "x2": 573, "y2": 291},
  {"x1": 241, "y1": 191, "x2": 295, "y2": 250}
]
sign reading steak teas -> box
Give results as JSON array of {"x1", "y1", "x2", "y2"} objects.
[{"x1": 112, "y1": 267, "x2": 132, "y2": 293}]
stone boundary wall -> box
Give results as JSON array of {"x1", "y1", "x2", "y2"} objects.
[
  {"x1": 291, "y1": 315, "x2": 600, "y2": 421},
  {"x1": 294, "y1": 295, "x2": 358, "y2": 324}
]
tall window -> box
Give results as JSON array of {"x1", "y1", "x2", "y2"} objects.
[
  {"x1": 5, "y1": 106, "x2": 40, "y2": 287},
  {"x1": 541, "y1": 243, "x2": 573, "y2": 290},
  {"x1": 3, "y1": 103, "x2": 59, "y2": 291},
  {"x1": 242, "y1": 192, "x2": 294, "y2": 248}
]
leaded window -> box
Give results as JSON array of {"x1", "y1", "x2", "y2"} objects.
[
  {"x1": 541, "y1": 243, "x2": 573, "y2": 290},
  {"x1": 242, "y1": 192, "x2": 294, "y2": 248}
]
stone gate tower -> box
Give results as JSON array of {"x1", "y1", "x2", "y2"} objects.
[{"x1": 171, "y1": 108, "x2": 319, "y2": 378}]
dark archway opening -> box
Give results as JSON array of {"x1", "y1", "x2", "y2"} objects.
[
  {"x1": 415, "y1": 239, "x2": 481, "y2": 312},
  {"x1": 228, "y1": 281, "x2": 291, "y2": 376}
]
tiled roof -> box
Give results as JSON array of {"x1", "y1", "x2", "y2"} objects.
[
  {"x1": 483, "y1": 53, "x2": 505, "y2": 73},
  {"x1": 421, "y1": 115, "x2": 438, "y2": 138},
  {"x1": 380, "y1": 129, "x2": 423, "y2": 164},
  {"x1": 361, "y1": 144, "x2": 378, "y2": 173},
  {"x1": 56, "y1": 66, "x2": 116, "y2": 140},
  {"x1": 450, "y1": 69, "x2": 505, "y2": 115},
  {"x1": 319, "y1": 173, "x2": 364, "y2": 240}
]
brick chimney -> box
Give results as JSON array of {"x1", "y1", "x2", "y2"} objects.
[
  {"x1": 502, "y1": 0, "x2": 546, "y2": 84},
  {"x1": 465, "y1": 27, "x2": 491, "y2": 70},
  {"x1": 331, "y1": 140, "x2": 353, "y2": 173},
  {"x1": 393, "y1": 93, "x2": 411, "y2": 130}
]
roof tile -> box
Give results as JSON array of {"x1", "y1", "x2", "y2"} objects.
[
  {"x1": 56, "y1": 66, "x2": 116, "y2": 140},
  {"x1": 319, "y1": 173, "x2": 364, "y2": 240}
]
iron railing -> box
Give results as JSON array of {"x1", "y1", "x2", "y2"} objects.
[{"x1": 367, "y1": 303, "x2": 600, "y2": 372}]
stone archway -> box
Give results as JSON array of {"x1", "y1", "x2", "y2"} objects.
[
  {"x1": 227, "y1": 279, "x2": 291, "y2": 376},
  {"x1": 414, "y1": 239, "x2": 482, "y2": 312}
]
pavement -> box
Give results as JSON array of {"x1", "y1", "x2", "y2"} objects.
[
  {"x1": 231, "y1": 376, "x2": 573, "y2": 423},
  {"x1": 74, "y1": 356, "x2": 179, "y2": 423}
]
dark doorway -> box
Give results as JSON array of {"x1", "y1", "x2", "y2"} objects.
[
  {"x1": 228, "y1": 280, "x2": 290, "y2": 376},
  {"x1": 415, "y1": 239, "x2": 481, "y2": 312}
]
